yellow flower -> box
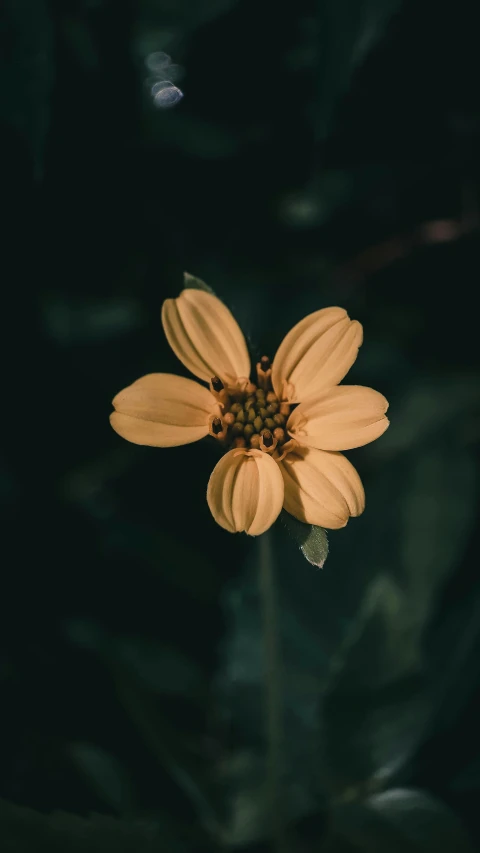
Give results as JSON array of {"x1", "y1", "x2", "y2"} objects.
[{"x1": 110, "y1": 285, "x2": 389, "y2": 535}]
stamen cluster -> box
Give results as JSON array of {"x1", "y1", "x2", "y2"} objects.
[{"x1": 208, "y1": 358, "x2": 291, "y2": 455}]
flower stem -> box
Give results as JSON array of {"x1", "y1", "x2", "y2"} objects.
[{"x1": 259, "y1": 531, "x2": 286, "y2": 852}]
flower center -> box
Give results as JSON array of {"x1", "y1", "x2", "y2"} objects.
[{"x1": 208, "y1": 358, "x2": 292, "y2": 456}]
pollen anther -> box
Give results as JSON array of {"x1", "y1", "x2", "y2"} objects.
[{"x1": 211, "y1": 376, "x2": 224, "y2": 393}]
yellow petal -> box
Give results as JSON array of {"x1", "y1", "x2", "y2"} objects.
[
  {"x1": 161, "y1": 288, "x2": 251, "y2": 385},
  {"x1": 110, "y1": 373, "x2": 218, "y2": 447},
  {"x1": 207, "y1": 449, "x2": 284, "y2": 535},
  {"x1": 271, "y1": 307, "x2": 363, "y2": 403},
  {"x1": 280, "y1": 446, "x2": 365, "y2": 529},
  {"x1": 287, "y1": 385, "x2": 389, "y2": 451}
]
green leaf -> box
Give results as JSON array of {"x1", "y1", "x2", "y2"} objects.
[
  {"x1": 114, "y1": 637, "x2": 203, "y2": 696},
  {"x1": 135, "y1": 0, "x2": 238, "y2": 29},
  {"x1": 183, "y1": 272, "x2": 215, "y2": 295},
  {"x1": 371, "y1": 376, "x2": 480, "y2": 459},
  {"x1": 280, "y1": 510, "x2": 329, "y2": 568},
  {"x1": 62, "y1": 17, "x2": 99, "y2": 72},
  {"x1": 321, "y1": 575, "x2": 429, "y2": 797},
  {"x1": 148, "y1": 117, "x2": 239, "y2": 159},
  {"x1": 400, "y1": 444, "x2": 476, "y2": 629},
  {"x1": 316, "y1": 0, "x2": 401, "y2": 141},
  {"x1": 318, "y1": 408, "x2": 477, "y2": 798},
  {"x1": 1, "y1": 0, "x2": 53, "y2": 178},
  {"x1": 68, "y1": 742, "x2": 136, "y2": 814},
  {"x1": 109, "y1": 660, "x2": 222, "y2": 839},
  {"x1": 333, "y1": 788, "x2": 475, "y2": 852},
  {"x1": 66, "y1": 620, "x2": 221, "y2": 838},
  {"x1": 0, "y1": 797, "x2": 164, "y2": 853}
]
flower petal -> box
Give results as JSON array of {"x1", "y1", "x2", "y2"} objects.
[
  {"x1": 207, "y1": 449, "x2": 284, "y2": 535},
  {"x1": 280, "y1": 446, "x2": 365, "y2": 529},
  {"x1": 271, "y1": 307, "x2": 363, "y2": 403},
  {"x1": 110, "y1": 373, "x2": 218, "y2": 447},
  {"x1": 287, "y1": 385, "x2": 389, "y2": 451},
  {"x1": 162, "y1": 288, "x2": 251, "y2": 385}
]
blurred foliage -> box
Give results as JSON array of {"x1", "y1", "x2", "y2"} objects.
[
  {"x1": 0, "y1": 0, "x2": 53, "y2": 176},
  {"x1": 1, "y1": 0, "x2": 480, "y2": 851}
]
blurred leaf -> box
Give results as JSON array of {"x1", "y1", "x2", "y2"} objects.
[
  {"x1": 447, "y1": 589, "x2": 480, "y2": 686},
  {"x1": 183, "y1": 272, "x2": 215, "y2": 295},
  {"x1": 102, "y1": 520, "x2": 218, "y2": 602},
  {"x1": 318, "y1": 373, "x2": 478, "y2": 797},
  {"x1": 144, "y1": 113, "x2": 239, "y2": 158},
  {"x1": 216, "y1": 750, "x2": 269, "y2": 847},
  {"x1": 424, "y1": 576, "x2": 480, "y2": 743},
  {"x1": 0, "y1": 0, "x2": 53, "y2": 177},
  {"x1": 333, "y1": 788, "x2": 475, "y2": 852},
  {"x1": 68, "y1": 743, "x2": 136, "y2": 814},
  {"x1": 279, "y1": 172, "x2": 352, "y2": 228},
  {"x1": 453, "y1": 754, "x2": 480, "y2": 795},
  {"x1": 114, "y1": 637, "x2": 203, "y2": 695},
  {"x1": 372, "y1": 377, "x2": 480, "y2": 458},
  {"x1": 400, "y1": 443, "x2": 476, "y2": 632},
  {"x1": 139, "y1": 0, "x2": 238, "y2": 29},
  {"x1": 62, "y1": 16, "x2": 99, "y2": 71},
  {"x1": 321, "y1": 836, "x2": 364, "y2": 853},
  {"x1": 321, "y1": 576, "x2": 429, "y2": 797},
  {"x1": 66, "y1": 618, "x2": 106, "y2": 650},
  {"x1": 43, "y1": 295, "x2": 144, "y2": 344},
  {"x1": 316, "y1": 0, "x2": 401, "y2": 141},
  {"x1": 66, "y1": 620, "x2": 221, "y2": 837},
  {"x1": 0, "y1": 797, "x2": 163, "y2": 853},
  {"x1": 280, "y1": 511, "x2": 329, "y2": 568},
  {"x1": 110, "y1": 660, "x2": 222, "y2": 839}
]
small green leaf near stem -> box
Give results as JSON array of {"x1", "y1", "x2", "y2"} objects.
[{"x1": 281, "y1": 510, "x2": 329, "y2": 568}]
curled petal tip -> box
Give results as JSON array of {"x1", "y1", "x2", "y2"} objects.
[
  {"x1": 272, "y1": 307, "x2": 363, "y2": 402},
  {"x1": 110, "y1": 373, "x2": 217, "y2": 447},
  {"x1": 162, "y1": 288, "x2": 250, "y2": 385},
  {"x1": 207, "y1": 449, "x2": 284, "y2": 535},
  {"x1": 280, "y1": 446, "x2": 365, "y2": 529},
  {"x1": 287, "y1": 385, "x2": 390, "y2": 451}
]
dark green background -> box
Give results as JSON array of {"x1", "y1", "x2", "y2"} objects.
[{"x1": 1, "y1": 0, "x2": 479, "y2": 850}]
